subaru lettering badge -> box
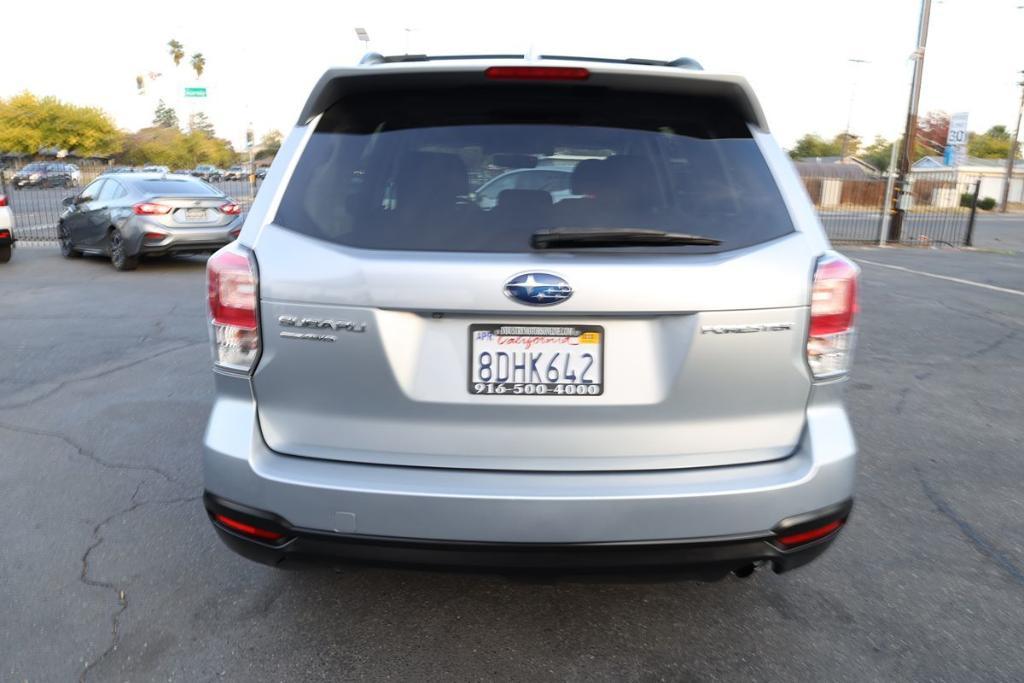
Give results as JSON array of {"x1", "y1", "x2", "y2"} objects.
[{"x1": 503, "y1": 272, "x2": 573, "y2": 306}]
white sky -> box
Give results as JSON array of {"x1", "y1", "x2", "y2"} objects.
[{"x1": 1, "y1": 0, "x2": 1022, "y2": 151}]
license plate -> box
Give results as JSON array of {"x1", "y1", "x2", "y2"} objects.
[
  {"x1": 183, "y1": 208, "x2": 207, "y2": 221},
  {"x1": 468, "y1": 324, "x2": 604, "y2": 396}
]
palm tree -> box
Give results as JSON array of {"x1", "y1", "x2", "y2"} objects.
[
  {"x1": 168, "y1": 39, "x2": 184, "y2": 67},
  {"x1": 190, "y1": 53, "x2": 206, "y2": 79}
]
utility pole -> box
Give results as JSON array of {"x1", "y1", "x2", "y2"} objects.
[
  {"x1": 999, "y1": 72, "x2": 1024, "y2": 212},
  {"x1": 840, "y1": 59, "x2": 870, "y2": 161},
  {"x1": 889, "y1": 0, "x2": 932, "y2": 243}
]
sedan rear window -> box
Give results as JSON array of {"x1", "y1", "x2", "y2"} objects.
[
  {"x1": 133, "y1": 178, "x2": 222, "y2": 196},
  {"x1": 276, "y1": 87, "x2": 794, "y2": 253}
]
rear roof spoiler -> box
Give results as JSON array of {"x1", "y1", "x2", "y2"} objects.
[{"x1": 297, "y1": 57, "x2": 766, "y2": 131}]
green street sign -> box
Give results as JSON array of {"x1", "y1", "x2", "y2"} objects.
[{"x1": 184, "y1": 87, "x2": 207, "y2": 98}]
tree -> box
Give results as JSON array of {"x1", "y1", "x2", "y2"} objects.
[
  {"x1": 968, "y1": 125, "x2": 1020, "y2": 159},
  {"x1": 190, "y1": 53, "x2": 206, "y2": 79},
  {"x1": 168, "y1": 39, "x2": 184, "y2": 67},
  {"x1": 834, "y1": 132, "x2": 860, "y2": 158},
  {"x1": 188, "y1": 111, "x2": 215, "y2": 137},
  {"x1": 789, "y1": 134, "x2": 840, "y2": 159},
  {"x1": 915, "y1": 111, "x2": 949, "y2": 157},
  {"x1": 153, "y1": 99, "x2": 179, "y2": 129},
  {"x1": 120, "y1": 125, "x2": 235, "y2": 168},
  {"x1": 862, "y1": 136, "x2": 894, "y2": 172},
  {"x1": 256, "y1": 129, "x2": 283, "y2": 160},
  {"x1": 0, "y1": 92, "x2": 122, "y2": 156}
]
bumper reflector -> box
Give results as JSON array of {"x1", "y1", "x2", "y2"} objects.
[
  {"x1": 776, "y1": 519, "x2": 844, "y2": 548},
  {"x1": 213, "y1": 513, "x2": 285, "y2": 543}
]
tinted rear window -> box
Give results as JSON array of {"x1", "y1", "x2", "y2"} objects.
[
  {"x1": 276, "y1": 87, "x2": 793, "y2": 253},
  {"x1": 132, "y1": 178, "x2": 221, "y2": 196}
]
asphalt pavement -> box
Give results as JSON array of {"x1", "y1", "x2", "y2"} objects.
[{"x1": 1, "y1": 243, "x2": 1023, "y2": 681}]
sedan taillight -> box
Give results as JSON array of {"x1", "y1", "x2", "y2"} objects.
[
  {"x1": 808, "y1": 252, "x2": 859, "y2": 379},
  {"x1": 220, "y1": 202, "x2": 242, "y2": 215},
  {"x1": 207, "y1": 246, "x2": 260, "y2": 372},
  {"x1": 133, "y1": 202, "x2": 172, "y2": 215}
]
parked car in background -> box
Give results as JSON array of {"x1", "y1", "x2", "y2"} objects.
[
  {"x1": 473, "y1": 167, "x2": 577, "y2": 209},
  {"x1": 202, "y1": 55, "x2": 859, "y2": 578},
  {"x1": 172, "y1": 168, "x2": 192, "y2": 176},
  {"x1": 64, "y1": 163, "x2": 81, "y2": 185},
  {"x1": 223, "y1": 165, "x2": 247, "y2": 180},
  {"x1": 0, "y1": 193, "x2": 13, "y2": 263},
  {"x1": 12, "y1": 162, "x2": 74, "y2": 188},
  {"x1": 255, "y1": 168, "x2": 268, "y2": 179},
  {"x1": 105, "y1": 166, "x2": 135, "y2": 175},
  {"x1": 192, "y1": 164, "x2": 223, "y2": 181},
  {"x1": 141, "y1": 165, "x2": 170, "y2": 174},
  {"x1": 58, "y1": 172, "x2": 242, "y2": 271}
]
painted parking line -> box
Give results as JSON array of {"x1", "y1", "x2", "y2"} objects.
[{"x1": 855, "y1": 258, "x2": 1024, "y2": 297}]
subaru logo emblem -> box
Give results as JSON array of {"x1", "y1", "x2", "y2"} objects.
[{"x1": 503, "y1": 272, "x2": 573, "y2": 306}]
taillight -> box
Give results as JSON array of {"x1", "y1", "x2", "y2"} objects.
[
  {"x1": 776, "y1": 519, "x2": 844, "y2": 548},
  {"x1": 485, "y1": 66, "x2": 590, "y2": 81},
  {"x1": 213, "y1": 513, "x2": 285, "y2": 543},
  {"x1": 220, "y1": 202, "x2": 242, "y2": 215},
  {"x1": 0, "y1": 229, "x2": 10, "y2": 240},
  {"x1": 808, "y1": 252, "x2": 859, "y2": 379},
  {"x1": 133, "y1": 202, "x2": 171, "y2": 215},
  {"x1": 207, "y1": 246, "x2": 259, "y2": 372},
  {"x1": 0, "y1": 194, "x2": 7, "y2": 207}
]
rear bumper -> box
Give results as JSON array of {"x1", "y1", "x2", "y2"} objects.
[
  {"x1": 205, "y1": 491, "x2": 851, "y2": 576},
  {"x1": 204, "y1": 374, "x2": 857, "y2": 573},
  {"x1": 137, "y1": 223, "x2": 239, "y2": 255}
]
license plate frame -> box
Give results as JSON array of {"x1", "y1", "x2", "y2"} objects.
[
  {"x1": 183, "y1": 207, "x2": 207, "y2": 221},
  {"x1": 467, "y1": 323, "x2": 605, "y2": 396}
]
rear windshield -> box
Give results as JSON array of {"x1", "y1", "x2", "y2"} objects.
[
  {"x1": 275, "y1": 87, "x2": 794, "y2": 253},
  {"x1": 132, "y1": 178, "x2": 221, "y2": 196}
]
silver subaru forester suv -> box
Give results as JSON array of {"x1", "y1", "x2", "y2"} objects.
[{"x1": 203, "y1": 54, "x2": 859, "y2": 578}]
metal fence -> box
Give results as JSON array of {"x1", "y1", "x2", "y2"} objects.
[
  {"x1": 0, "y1": 159, "x2": 262, "y2": 244},
  {"x1": 802, "y1": 171, "x2": 981, "y2": 246},
  {"x1": 0, "y1": 158, "x2": 985, "y2": 248}
]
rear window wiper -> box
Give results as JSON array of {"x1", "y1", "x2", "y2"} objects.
[{"x1": 531, "y1": 227, "x2": 722, "y2": 249}]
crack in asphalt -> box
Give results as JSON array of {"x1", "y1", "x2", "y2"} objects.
[
  {"x1": 0, "y1": 422, "x2": 181, "y2": 484},
  {"x1": 79, "y1": 488, "x2": 202, "y2": 682},
  {"x1": 0, "y1": 341, "x2": 204, "y2": 410},
  {"x1": 915, "y1": 466, "x2": 1024, "y2": 587}
]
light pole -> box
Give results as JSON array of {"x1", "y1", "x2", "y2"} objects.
[
  {"x1": 999, "y1": 72, "x2": 1024, "y2": 212},
  {"x1": 355, "y1": 27, "x2": 370, "y2": 54},
  {"x1": 840, "y1": 59, "x2": 870, "y2": 161}
]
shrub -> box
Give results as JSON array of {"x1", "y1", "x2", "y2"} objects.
[
  {"x1": 960, "y1": 192, "x2": 976, "y2": 208},
  {"x1": 978, "y1": 197, "x2": 997, "y2": 211}
]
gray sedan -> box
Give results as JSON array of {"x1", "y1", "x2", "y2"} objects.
[{"x1": 58, "y1": 173, "x2": 243, "y2": 270}]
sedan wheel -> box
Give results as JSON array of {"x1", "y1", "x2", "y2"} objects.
[
  {"x1": 58, "y1": 223, "x2": 81, "y2": 258},
  {"x1": 109, "y1": 229, "x2": 139, "y2": 271}
]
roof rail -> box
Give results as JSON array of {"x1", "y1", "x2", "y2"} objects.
[
  {"x1": 361, "y1": 53, "x2": 525, "y2": 65},
  {"x1": 538, "y1": 55, "x2": 703, "y2": 71},
  {"x1": 358, "y1": 53, "x2": 703, "y2": 71},
  {"x1": 665, "y1": 57, "x2": 703, "y2": 70}
]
